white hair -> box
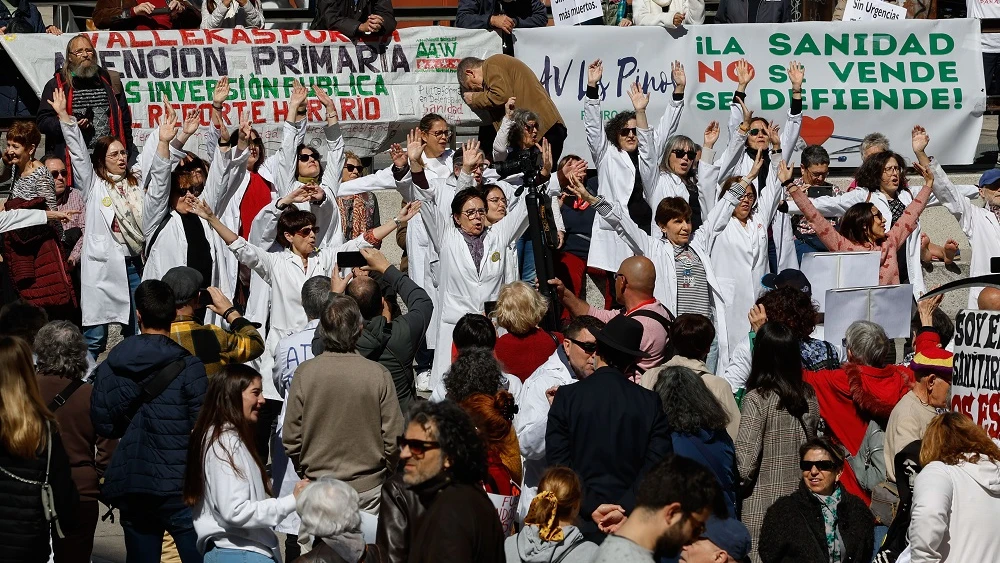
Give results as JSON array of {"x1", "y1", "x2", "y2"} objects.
[{"x1": 296, "y1": 478, "x2": 361, "y2": 538}]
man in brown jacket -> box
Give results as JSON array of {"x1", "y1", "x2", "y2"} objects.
[
  {"x1": 283, "y1": 294, "x2": 404, "y2": 514},
  {"x1": 459, "y1": 53, "x2": 568, "y2": 163}
]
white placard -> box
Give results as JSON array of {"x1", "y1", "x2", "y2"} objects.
[
  {"x1": 551, "y1": 0, "x2": 604, "y2": 26},
  {"x1": 824, "y1": 284, "x2": 913, "y2": 345},
  {"x1": 842, "y1": 0, "x2": 908, "y2": 21},
  {"x1": 953, "y1": 310, "x2": 1000, "y2": 439},
  {"x1": 800, "y1": 251, "x2": 880, "y2": 312}
]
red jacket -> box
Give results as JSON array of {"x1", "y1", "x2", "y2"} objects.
[
  {"x1": 804, "y1": 357, "x2": 914, "y2": 504},
  {"x1": 2, "y1": 198, "x2": 76, "y2": 308}
]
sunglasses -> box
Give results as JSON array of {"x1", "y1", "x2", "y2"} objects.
[
  {"x1": 298, "y1": 153, "x2": 319, "y2": 163},
  {"x1": 396, "y1": 436, "x2": 441, "y2": 459},
  {"x1": 296, "y1": 226, "x2": 319, "y2": 236},
  {"x1": 175, "y1": 184, "x2": 204, "y2": 197},
  {"x1": 569, "y1": 338, "x2": 597, "y2": 354},
  {"x1": 800, "y1": 460, "x2": 837, "y2": 472},
  {"x1": 748, "y1": 128, "x2": 766, "y2": 136},
  {"x1": 344, "y1": 163, "x2": 362, "y2": 173},
  {"x1": 672, "y1": 149, "x2": 697, "y2": 160},
  {"x1": 619, "y1": 127, "x2": 637, "y2": 137},
  {"x1": 50, "y1": 169, "x2": 68, "y2": 179},
  {"x1": 462, "y1": 208, "x2": 487, "y2": 218},
  {"x1": 524, "y1": 123, "x2": 539, "y2": 131}
]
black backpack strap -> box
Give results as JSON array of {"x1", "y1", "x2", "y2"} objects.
[
  {"x1": 48, "y1": 379, "x2": 86, "y2": 412},
  {"x1": 145, "y1": 213, "x2": 173, "y2": 257},
  {"x1": 627, "y1": 308, "x2": 673, "y2": 334},
  {"x1": 123, "y1": 358, "x2": 187, "y2": 424},
  {"x1": 551, "y1": 536, "x2": 586, "y2": 563}
]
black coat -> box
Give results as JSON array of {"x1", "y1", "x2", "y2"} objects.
[
  {"x1": 0, "y1": 429, "x2": 79, "y2": 563},
  {"x1": 455, "y1": 0, "x2": 547, "y2": 53},
  {"x1": 311, "y1": 0, "x2": 397, "y2": 38},
  {"x1": 759, "y1": 483, "x2": 875, "y2": 563},
  {"x1": 545, "y1": 367, "x2": 673, "y2": 535}
]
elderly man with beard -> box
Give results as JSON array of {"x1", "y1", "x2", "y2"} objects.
[{"x1": 37, "y1": 34, "x2": 136, "y2": 167}]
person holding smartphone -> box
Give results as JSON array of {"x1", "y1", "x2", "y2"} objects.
[{"x1": 784, "y1": 145, "x2": 840, "y2": 262}]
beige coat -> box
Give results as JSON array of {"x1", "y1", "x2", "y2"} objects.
[
  {"x1": 642, "y1": 356, "x2": 742, "y2": 441},
  {"x1": 884, "y1": 390, "x2": 937, "y2": 482},
  {"x1": 464, "y1": 54, "x2": 565, "y2": 136}
]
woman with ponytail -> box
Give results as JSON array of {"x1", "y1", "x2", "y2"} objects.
[
  {"x1": 460, "y1": 390, "x2": 523, "y2": 534},
  {"x1": 183, "y1": 364, "x2": 308, "y2": 562},
  {"x1": 505, "y1": 466, "x2": 598, "y2": 563}
]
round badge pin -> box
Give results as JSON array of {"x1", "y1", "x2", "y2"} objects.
[
  {"x1": 102, "y1": 196, "x2": 112, "y2": 207},
  {"x1": 491, "y1": 251, "x2": 500, "y2": 262}
]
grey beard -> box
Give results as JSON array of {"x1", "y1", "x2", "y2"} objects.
[{"x1": 70, "y1": 63, "x2": 98, "y2": 79}]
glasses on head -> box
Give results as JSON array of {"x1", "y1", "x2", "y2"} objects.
[
  {"x1": 671, "y1": 149, "x2": 697, "y2": 160},
  {"x1": 298, "y1": 153, "x2": 319, "y2": 163},
  {"x1": 800, "y1": 459, "x2": 836, "y2": 472},
  {"x1": 461, "y1": 208, "x2": 487, "y2": 219},
  {"x1": 487, "y1": 196, "x2": 508, "y2": 205},
  {"x1": 50, "y1": 169, "x2": 68, "y2": 179},
  {"x1": 524, "y1": 123, "x2": 539, "y2": 132},
  {"x1": 619, "y1": 127, "x2": 637, "y2": 138},
  {"x1": 427, "y1": 129, "x2": 451, "y2": 139},
  {"x1": 883, "y1": 165, "x2": 902, "y2": 174},
  {"x1": 748, "y1": 128, "x2": 766, "y2": 136},
  {"x1": 70, "y1": 48, "x2": 96, "y2": 58},
  {"x1": 569, "y1": 338, "x2": 597, "y2": 355},
  {"x1": 344, "y1": 163, "x2": 362, "y2": 173},
  {"x1": 396, "y1": 436, "x2": 441, "y2": 459},
  {"x1": 296, "y1": 226, "x2": 319, "y2": 237}
]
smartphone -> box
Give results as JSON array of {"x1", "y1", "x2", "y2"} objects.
[
  {"x1": 807, "y1": 184, "x2": 835, "y2": 198},
  {"x1": 337, "y1": 251, "x2": 367, "y2": 268},
  {"x1": 198, "y1": 289, "x2": 213, "y2": 307},
  {"x1": 484, "y1": 301, "x2": 498, "y2": 317}
]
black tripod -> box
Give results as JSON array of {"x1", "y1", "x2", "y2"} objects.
[{"x1": 516, "y1": 173, "x2": 563, "y2": 331}]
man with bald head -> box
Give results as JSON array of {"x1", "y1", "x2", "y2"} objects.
[
  {"x1": 550, "y1": 255, "x2": 673, "y2": 379},
  {"x1": 979, "y1": 287, "x2": 1000, "y2": 311}
]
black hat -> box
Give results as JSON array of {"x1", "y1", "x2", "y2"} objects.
[
  {"x1": 593, "y1": 314, "x2": 649, "y2": 358},
  {"x1": 761, "y1": 268, "x2": 811, "y2": 296},
  {"x1": 162, "y1": 266, "x2": 204, "y2": 305}
]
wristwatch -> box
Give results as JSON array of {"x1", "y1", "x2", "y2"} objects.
[{"x1": 393, "y1": 217, "x2": 402, "y2": 227}]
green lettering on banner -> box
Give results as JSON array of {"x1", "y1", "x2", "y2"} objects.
[
  {"x1": 769, "y1": 33, "x2": 791, "y2": 56},
  {"x1": 857, "y1": 62, "x2": 876, "y2": 83}
]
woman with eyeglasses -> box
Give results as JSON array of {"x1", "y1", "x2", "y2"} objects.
[
  {"x1": 184, "y1": 364, "x2": 309, "y2": 563},
  {"x1": 786, "y1": 158, "x2": 934, "y2": 286},
  {"x1": 758, "y1": 437, "x2": 874, "y2": 563},
  {"x1": 48, "y1": 88, "x2": 175, "y2": 359}
]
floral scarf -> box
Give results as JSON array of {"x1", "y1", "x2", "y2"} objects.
[
  {"x1": 105, "y1": 173, "x2": 145, "y2": 257},
  {"x1": 813, "y1": 487, "x2": 845, "y2": 563}
]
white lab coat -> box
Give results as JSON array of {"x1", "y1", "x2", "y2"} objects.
[
  {"x1": 61, "y1": 120, "x2": 171, "y2": 327},
  {"x1": 708, "y1": 157, "x2": 784, "y2": 369},
  {"x1": 784, "y1": 181, "x2": 980, "y2": 299},
  {"x1": 636, "y1": 97, "x2": 686, "y2": 209},
  {"x1": 929, "y1": 159, "x2": 1000, "y2": 308},
  {"x1": 632, "y1": 0, "x2": 706, "y2": 26},
  {"x1": 593, "y1": 186, "x2": 739, "y2": 374}
]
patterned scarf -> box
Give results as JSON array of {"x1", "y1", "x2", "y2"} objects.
[
  {"x1": 886, "y1": 195, "x2": 906, "y2": 225},
  {"x1": 988, "y1": 202, "x2": 1000, "y2": 225},
  {"x1": 813, "y1": 487, "x2": 845, "y2": 563},
  {"x1": 105, "y1": 173, "x2": 145, "y2": 257}
]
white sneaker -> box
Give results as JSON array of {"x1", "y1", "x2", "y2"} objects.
[{"x1": 415, "y1": 370, "x2": 432, "y2": 392}]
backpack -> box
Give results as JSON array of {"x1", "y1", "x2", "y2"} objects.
[{"x1": 847, "y1": 418, "x2": 887, "y2": 493}]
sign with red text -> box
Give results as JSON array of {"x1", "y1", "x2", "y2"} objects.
[
  {"x1": 0, "y1": 27, "x2": 501, "y2": 158},
  {"x1": 953, "y1": 310, "x2": 1000, "y2": 439},
  {"x1": 513, "y1": 20, "x2": 984, "y2": 167}
]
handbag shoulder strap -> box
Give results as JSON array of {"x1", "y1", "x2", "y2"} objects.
[
  {"x1": 123, "y1": 358, "x2": 188, "y2": 424},
  {"x1": 551, "y1": 535, "x2": 586, "y2": 563},
  {"x1": 48, "y1": 379, "x2": 85, "y2": 412}
]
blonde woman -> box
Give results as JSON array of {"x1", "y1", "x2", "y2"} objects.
[
  {"x1": 494, "y1": 281, "x2": 560, "y2": 384},
  {"x1": 505, "y1": 466, "x2": 598, "y2": 563},
  {"x1": 0, "y1": 336, "x2": 78, "y2": 563}
]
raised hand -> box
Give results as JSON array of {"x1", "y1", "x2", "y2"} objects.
[
  {"x1": 360, "y1": 247, "x2": 391, "y2": 274},
  {"x1": 330, "y1": 267, "x2": 353, "y2": 294},
  {"x1": 159, "y1": 103, "x2": 179, "y2": 143},
  {"x1": 504, "y1": 97, "x2": 516, "y2": 120},
  {"x1": 735, "y1": 97, "x2": 753, "y2": 128},
  {"x1": 213, "y1": 75, "x2": 230, "y2": 106},
  {"x1": 406, "y1": 128, "x2": 425, "y2": 166},
  {"x1": 462, "y1": 139, "x2": 483, "y2": 174},
  {"x1": 912, "y1": 125, "x2": 929, "y2": 154},
  {"x1": 398, "y1": 200, "x2": 422, "y2": 222},
  {"x1": 746, "y1": 148, "x2": 764, "y2": 180},
  {"x1": 703, "y1": 120, "x2": 720, "y2": 149},
  {"x1": 565, "y1": 173, "x2": 596, "y2": 204},
  {"x1": 182, "y1": 109, "x2": 200, "y2": 136},
  {"x1": 778, "y1": 159, "x2": 794, "y2": 185},
  {"x1": 280, "y1": 185, "x2": 313, "y2": 206},
  {"x1": 48, "y1": 88, "x2": 69, "y2": 120},
  {"x1": 312, "y1": 84, "x2": 337, "y2": 122},
  {"x1": 538, "y1": 138, "x2": 553, "y2": 178},
  {"x1": 627, "y1": 81, "x2": 649, "y2": 112},
  {"x1": 788, "y1": 61, "x2": 805, "y2": 91},
  {"x1": 561, "y1": 157, "x2": 588, "y2": 185},
  {"x1": 389, "y1": 143, "x2": 407, "y2": 168},
  {"x1": 767, "y1": 121, "x2": 780, "y2": 147},
  {"x1": 237, "y1": 111, "x2": 252, "y2": 150},
  {"x1": 671, "y1": 61, "x2": 686, "y2": 93},
  {"x1": 912, "y1": 162, "x2": 934, "y2": 188},
  {"x1": 289, "y1": 80, "x2": 308, "y2": 116},
  {"x1": 186, "y1": 195, "x2": 215, "y2": 219},
  {"x1": 587, "y1": 60, "x2": 603, "y2": 88},
  {"x1": 736, "y1": 59, "x2": 754, "y2": 89}
]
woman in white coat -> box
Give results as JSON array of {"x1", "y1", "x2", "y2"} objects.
[
  {"x1": 913, "y1": 125, "x2": 1000, "y2": 309},
  {"x1": 50, "y1": 89, "x2": 173, "y2": 358},
  {"x1": 400, "y1": 136, "x2": 543, "y2": 402}
]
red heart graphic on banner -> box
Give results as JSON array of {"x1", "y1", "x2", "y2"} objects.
[{"x1": 801, "y1": 116, "x2": 835, "y2": 146}]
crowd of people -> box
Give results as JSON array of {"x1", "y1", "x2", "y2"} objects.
[{"x1": 1, "y1": 3, "x2": 1000, "y2": 563}]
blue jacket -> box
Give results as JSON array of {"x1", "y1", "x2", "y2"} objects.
[
  {"x1": 90, "y1": 334, "x2": 207, "y2": 500},
  {"x1": 671, "y1": 428, "x2": 738, "y2": 517}
]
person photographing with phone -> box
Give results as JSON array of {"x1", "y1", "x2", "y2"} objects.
[{"x1": 782, "y1": 145, "x2": 840, "y2": 262}]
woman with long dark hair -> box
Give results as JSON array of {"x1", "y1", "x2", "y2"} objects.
[
  {"x1": 735, "y1": 321, "x2": 820, "y2": 563},
  {"x1": 184, "y1": 364, "x2": 308, "y2": 562},
  {"x1": 0, "y1": 335, "x2": 78, "y2": 563},
  {"x1": 653, "y1": 365, "x2": 737, "y2": 516}
]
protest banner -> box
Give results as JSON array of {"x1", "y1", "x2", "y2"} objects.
[
  {"x1": 513, "y1": 20, "x2": 985, "y2": 168},
  {"x1": 823, "y1": 284, "x2": 912, "y2": 345},
  {"x1": 952, "y1": 309, "x2": 1000, "y2": 438},
  {"x1": 799, "y1": 251, "x2": 880, "y2": 312},
  {"x1": 552, "y1": 0, "x2": 604, "y2": 26},
  {"x1": 842, "y1": 0, "x2": 908, "y2": 21},
  {"x1": 0, "y1": 27, "x2": 502, "y2": 158}
]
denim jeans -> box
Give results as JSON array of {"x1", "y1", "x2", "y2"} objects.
[
  {"x1": 203, "y1": 547, "x2": 274, "y2": 563},
  {"x1": 118, "y1": 494, "x2": 202, "y2": 563},
  {"x1": 84, "y1": 257, "x2": 142, "y2": 359},
  {"x1": 794, "y1": 233, "x2": 828, "y2": 263},
  {"x1": 517, "y1": 234, "x2": 536, "y2": 283}
]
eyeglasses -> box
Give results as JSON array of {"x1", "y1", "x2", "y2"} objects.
[
  {"x1": 883, "y1": 166, "x2": 902, "y2": 174},
  {"x1": 428, "y1": 129, "x2": 451, "y2": 139},
  {"x1": 524, "y1": 123, "x2": 539, "y2": 132},
  {"x1": 462, "y1": 208, "x2": 487, "y2": 219},
  {"x1": 748, "y1": 128, "x2": 766, "y2": 136},
  {"x1": 296, "y1": 226, "x2": 319, "y2": 236},
  {"x1": 614, "y1": 272, "x2": 628, "y2": 284},
  {"x1": 50, "y1": 169, "x2": 68, "y2": 179},
  {"x1": 70, "y1": 48, "x2": 96, "y2": 57},
  {"x1": 487, "y1": 196, "x2": 508, "y2": 205},
  {"x1": 569, "y1": 338, "x2": 597, "y2": 354},
  {"x1": 298, "y1": 153, "x2": 319, "y2": 163},
  {"x1": 671, "y1": 149, "x2": 697, "y2": 160},
  {"x1": 107, "y1": 150, "x2": 127, "y2": 159},
  {"x1": 800, "y1": 459, "x2": 837, "y2": 472},
  {"x1": 397, "y1": 436, "x2": 441, "y2": 459},
  {"x1": 619, "y1": 127, "x2": 637, "y2": 137},
  {"x1": 740, "y1": 191, "x2": 757, "y2": 202},
  {"x1": 344, "y1": 163, "x2": 362, "y2": 173}
]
